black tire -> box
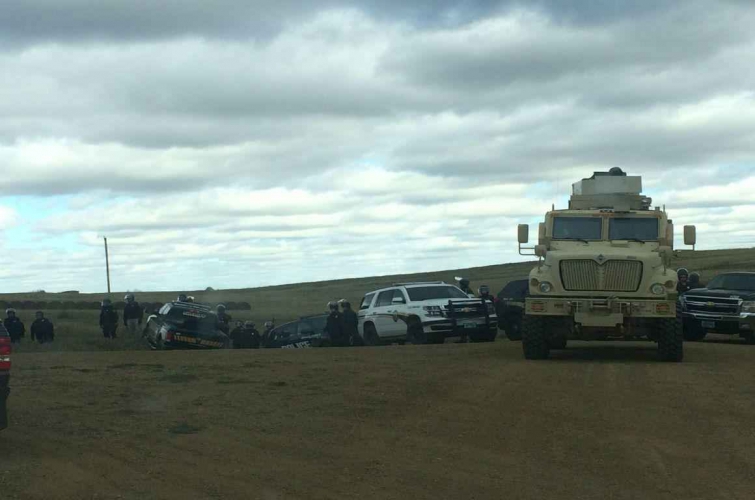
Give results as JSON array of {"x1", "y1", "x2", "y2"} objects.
[
  {"x1": 522, "y1": 315, "x2": 550, "y2": 360},
  {"x1": 657, "y1": 316, "x2": 684, "y2": 362},
  {"x1": 407, "y1": 319, "x2": 427, "y2": 345},
  {"x1": 742, "y1": 332, "x2": 755, "y2": 345},
  {"x1": 504, "y1": 314, "x2": 523, "y2": 341},
  {"x1": 682, "y1": 319, "x2": 706, "y2": 342},
  {"x1": 363, "y1": 324, "x2": 380, "y2": 346},
  {"x1": 549, "y1": 335, "x2": 567, "y2": 350}
]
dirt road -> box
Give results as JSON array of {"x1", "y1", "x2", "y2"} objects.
[{"x1": 2, "y1": 338, "x2": 754, "y2": 499}]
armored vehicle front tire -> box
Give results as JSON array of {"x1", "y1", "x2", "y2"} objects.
[
  {"x1": 522, "y1": 315, "x2": 550, "y2": 360},
  {"x1": 656, "y1": 316, "x2": 684, "y2": 362}
]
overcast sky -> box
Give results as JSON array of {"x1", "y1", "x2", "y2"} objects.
[{"x1": 1, "y1": 0, "x2": 754, "y2": 294}]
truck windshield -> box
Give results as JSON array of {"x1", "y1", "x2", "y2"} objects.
[
  {"x1": 552, "y1": 217, "x2": 602, "y2": 240},
  {"x1": 706, "y1": 274, "x2": 755, "y2": 291},
  {"x1": 406, "y1": 286, "x2": 469, "y2": 301},
  {"x1": 609, "y1": 218, "x2": 659, "y2": 241}
]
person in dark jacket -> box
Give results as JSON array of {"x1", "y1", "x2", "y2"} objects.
[
  {"x1": 216, "y1": 304, "x2": 232, "y2": 335},
  {"x1": 4, "y1": 309, "x2": 25, "y2": 344},
  {"x1": 230, "y1": 321, "x2": 260, "y2": 349},
  {"x1": 677, "y1": 268, "x2": 691, "y2": 294},
  {"x1": 123, "y1": 294, "x2": 144, "y2": 335},
  {"x1": 688, "y1": 272, "x2": 703, "y2": 289},
  {"x1": 30, "y1": 311, "x2": 54, "y2": 344},
  {"x1": 325, "y1": 301, "x2": 347, "y2": 347},
  {"x1": 99, "y1": 299, "x2": 119, "y2": 339},
  {"x1": 339, "y1": 300, "x2": 362, "y2": 346},
  {"x1": 458, "y1": 278, "x2": 473, "y2": 295}
]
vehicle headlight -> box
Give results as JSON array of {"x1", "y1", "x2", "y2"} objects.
[
  {"x1": 650, "y1": 283, "x2": 665, "y2": 295},
  {"x1": 423, "y1": 306, "x2": 444, "y2": 317},
  {"x1": 539, "y1": 282, "x2": 553, "y2": 293},
  {"x1": 741, "y1": 301, "x2": 755, "y2": 314}
]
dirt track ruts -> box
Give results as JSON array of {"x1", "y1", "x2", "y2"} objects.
[{"x1": 2, "y1": 337, "x2": 755, "y2": 499}]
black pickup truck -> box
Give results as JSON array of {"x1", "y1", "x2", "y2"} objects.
[
  {"x1": 680, "y1": 272, "x2": 755, "y2": 343},
  {"x1": 1, "y1": 323, "x2": 10, "y2": 430}
]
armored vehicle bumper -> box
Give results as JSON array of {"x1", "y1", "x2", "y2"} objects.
[{"x1": 526, "y1": 297, "x2": 676, "y2": 327}]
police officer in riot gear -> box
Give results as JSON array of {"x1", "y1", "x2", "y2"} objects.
[
  {"x1": 688, "y1": 272, "x2": 703, "y2": 290},
  {"x1": 216, "y1": 304, "x2": 232, "y2": 335},
  {"x1": 339, "y1": 300, "x2": 362, "y2": 346},
  {"x1": 31, "y1": 311, "x2": 55, "y2": 344},
  {"x1": 177, "y1": 294, "x2": 188, "y2": 302},
  {"x1": 478, "y1": 285, "x2": 495, "y2": 303},
  {"x1": 4, "y1": 309, "x2": 25, "y2": 344},
  {"x1": 99, "y1": 299, "x2": 119, "y2": 339},
  {"x1": 458, "y1": 278, "x2": 473, "y2": 296},
  {"x1": 123, "y1": 294, "x2": 144, "y2": 335},
  {"x1": 325, "y1": 301, "x2": 347, "y2": 347},
  {"x1": 677, "y1": 268, "x2": 691, "y2": 294}
]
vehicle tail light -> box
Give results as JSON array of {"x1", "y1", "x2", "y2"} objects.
[
  {"x1": 0, "y1": 336, "x2": 11, "y2": 371},
  {"x1": 656, "y1": 303, "x2": 671, "y2": 314}
]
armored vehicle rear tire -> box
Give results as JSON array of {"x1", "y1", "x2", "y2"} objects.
[
  {"x1": 522, "y1": 315, "x2": 550, "y2": 360},
  {"x1": 657, "y1": 316, "x2": 684, "y2": 362}
]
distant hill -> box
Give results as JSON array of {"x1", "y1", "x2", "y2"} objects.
[{"x1": 1, "y1": 248, "x2": 753, "y2": 324}]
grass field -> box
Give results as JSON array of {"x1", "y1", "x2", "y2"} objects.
[
  {"x1": 4, "y1": 338, "x2": 755, "y2": 500},
  {"x1": 3, "y1": 248, "x2": 754, "y2": 353}
]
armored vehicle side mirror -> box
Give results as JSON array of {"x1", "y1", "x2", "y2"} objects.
[
  {"x1": 684, "y1": 225, "x2": 696, "y2": 248},
  {"x1": 518, "y1": 224, "x2": 529, "y2": 244}
]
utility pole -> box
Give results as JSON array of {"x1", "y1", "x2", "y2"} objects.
[{"x1": 104, "y1": 237, "x2": 111, "y2": 294}]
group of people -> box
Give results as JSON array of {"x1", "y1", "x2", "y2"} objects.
[
  {"x1": 98, "y1": 294, "x2": 145, "y2": 339},
  {"x1": 324, "y1": 300, "x2": 361, "y2": 347},
  {"x1": 3, "y1": 309, "x2": 55, "y2": 344},
  {"x1": 677, "y1": 268, "x2": 704, "y2": 294}
]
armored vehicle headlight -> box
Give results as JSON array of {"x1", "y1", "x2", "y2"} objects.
[
  {"x1": 741, "y1": 301, "x2": 755, "y2": 313},
  {"x1": 651, "y1": 283, "x2": 665, "y2": 295},
  {"x1": 539, "y1": 282, "x2": 553, "y2": 293}
]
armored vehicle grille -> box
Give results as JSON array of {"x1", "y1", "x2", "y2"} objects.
[{"x1": 560, "y1": 260, "x2": 643, "y2": 292}]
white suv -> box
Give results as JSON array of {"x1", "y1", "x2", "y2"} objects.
[{"x1": 358, "y1": 282, "x2": 498, "y2": 345}]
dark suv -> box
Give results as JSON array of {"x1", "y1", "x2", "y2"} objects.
[
  {"x1": 680, "y1": 272, "x2": 755, "y2": 343},
  {"x1": 0, "y1": 323, "x2": 10, "y2": 430},
  {"x1": 144, "y1": 302, "x2": 229, "y2": 349}
]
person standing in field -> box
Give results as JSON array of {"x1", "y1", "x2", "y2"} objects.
[
  {"x1": 325, "y1": 301, "x2": 347, "y2": 347},
  {"x1": 215, "y1": 304, "x2": 232, "y2": 335},
  {"x1": 30, "y1": 311, "x2": 54, "y2": 344},
  {"x1": 339, "y1": 300, "x2": 362, "y2": 346},
  {"x1": 123, "y1": 294, "x2": 144, "y2": 335},
  {"x1": 4, "y1": 309, "x2": 25, "y2": 344},
  {"x1": 99, "y1": 299, "x2": 119, "y2": 339}
]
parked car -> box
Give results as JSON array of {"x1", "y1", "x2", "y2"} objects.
[
  {"x1": 680, "y1": 272, "x2": 755, "y2": 343},
  {"x1": 144, "y1": 301, "x2": 229, "y2": 349},
  {"x1": 264, "y1": 314, "x2": 330, "y2": 348},
  {"x1": 358, "y1": 281, "x2": 497, "y2": 345},
  {"x1": 496, "y1": 279, "x2": 528, "y2": 341},
  {"x1": 0, "y1": 323, "x2": 10, "y2": 430}
]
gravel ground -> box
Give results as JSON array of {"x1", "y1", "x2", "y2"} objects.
[{"x1": 2, "y1": 337, "x2": 754, "y2": 499}]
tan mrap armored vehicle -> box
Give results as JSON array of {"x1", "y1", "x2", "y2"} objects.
[{"x1": 516, "y1": 167, "x2": 697, "y2": 362}]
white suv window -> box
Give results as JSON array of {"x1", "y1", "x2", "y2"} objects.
[
  {"x1": 405, "y1": 285, "x2": 469, "y2": 301},
  {"x1": 360, "y1": 293, "x2": 376, "y2": 310},
  {"x1": 375, "y1": 290, "x2": 395, "y2": 307}
]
